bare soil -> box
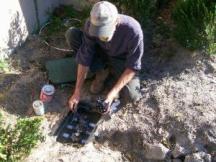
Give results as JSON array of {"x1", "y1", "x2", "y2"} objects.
[{"x1": 0, "y1": 4, "x2": 216, "y2": 161}]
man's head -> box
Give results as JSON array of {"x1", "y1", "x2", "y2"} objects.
[{"x1": 89, "y1": 1, "x2": 118, "y2": 42}]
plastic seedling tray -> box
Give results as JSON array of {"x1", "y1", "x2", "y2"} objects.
[{"x1": 55, "y1": 101, "x2": 102, "y2": 146}]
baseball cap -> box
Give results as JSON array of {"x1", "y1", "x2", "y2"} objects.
[{"x1": 89, "y1": 1, "x2": 118, "y2": 39}]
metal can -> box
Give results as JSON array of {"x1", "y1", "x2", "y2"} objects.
[
  {"x1": 32, "y1": 100, "x2": 45, "y2": 116},
  {"x1": 40, "y1": 84, "x2": 55, "y2": 103}
]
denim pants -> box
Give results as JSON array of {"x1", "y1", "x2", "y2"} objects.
[{"x1": 65, "y1": 27, "x2": 141, "y2": 102}]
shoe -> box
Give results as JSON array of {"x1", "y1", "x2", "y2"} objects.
[{"x1": 90, "y1": 68, "x2": 109, "y2": 94}]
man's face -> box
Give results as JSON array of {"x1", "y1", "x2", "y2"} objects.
[
  {"x1": 99, "y1": 36, "x2": 110, "y2": 42},
  {"x1": 99, "y1": 20, "x2": 118, "y2": 42}
]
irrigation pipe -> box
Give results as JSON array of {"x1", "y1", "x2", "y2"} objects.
[{"x1": 39, "y1": 18, "x2": 82, "y2": 52}]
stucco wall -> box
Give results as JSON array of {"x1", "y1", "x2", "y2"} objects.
[
  {"x1": 0, "y1": 0, "x2": 60, "y2": 60},
  {"x1": 0, "y1": 0, "x2": 29, "y2": 59}
]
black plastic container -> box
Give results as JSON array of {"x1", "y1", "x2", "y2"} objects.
[{"x1": 55, "y1": 101, "x2": 102, "y2": 146}]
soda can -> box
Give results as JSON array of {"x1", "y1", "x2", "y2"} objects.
[
  {"x1": 40, "y1": 84, "x2": 55, "y2": 103},
  {"x1": 33, "y1": 100, "x2": 45, "y2": 116}
]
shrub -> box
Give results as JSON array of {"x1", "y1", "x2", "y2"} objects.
[
  {"x1": 172, "y1": 0, "x2": 216, "y2": 55},
  {"x1": 0, "y1": 116, "x2": 43, "y2": 162},
  {"x1": 156, "y1": 0, "x2": 170, "y2": 10},
  {"x1": 109, "y1": 0, "x2": 158, "y2": 26}
]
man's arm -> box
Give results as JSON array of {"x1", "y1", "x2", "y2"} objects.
[
  {"x1": 105, "y1": 33, "x2": 143, "y2": 112},
  {"x1": 68, "y1": 19, "x2": 96, "y2": 111},
  {"x1": 105, "y1": 68, "x2": 135, "y2": 107},
  {"x1": 68, "y1": 64, "x2": 89, "y2": 111}
]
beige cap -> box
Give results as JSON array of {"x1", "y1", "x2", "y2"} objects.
[{"x1": 89, "y1": 1, "x2": 118, "y2": 38}]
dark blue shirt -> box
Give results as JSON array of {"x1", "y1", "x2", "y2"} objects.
[{"x1": 76, "y1": 14, "x2": 144, "y2": 71}]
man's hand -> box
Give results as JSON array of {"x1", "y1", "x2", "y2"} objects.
[
  {"x1": 68, "y1": 64, "x2": 89, "y2": 111},
  {"x1": 104, "y1": 90, "x2": 118, "y2": 113},
  {"x1": 68, "y1": 92, "x2": 80, "y2": 112},
  {"x1": 104, "y1": 68, "x2": 136, "y2": 113}
]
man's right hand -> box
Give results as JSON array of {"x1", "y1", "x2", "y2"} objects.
[
  {"x1": 68, "y1": 92, "x2": 80, "y2": 112},
  {"x1": 68, "y1": 64, "x2": 89, "y2": 112}
]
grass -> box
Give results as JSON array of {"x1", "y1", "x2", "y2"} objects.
[{"x1": 0, "y1": 60, "x2": 10, "y2": 73}]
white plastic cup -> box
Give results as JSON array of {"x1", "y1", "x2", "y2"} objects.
[{"x1": 33, "y1": 100, "x2": 45, "y2": 116}]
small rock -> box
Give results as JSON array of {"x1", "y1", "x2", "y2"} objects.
[
  {"x1": 172, "y1": 159, "x2": 182, "y2": 162},
  {"x1": 143, "y1": 143, "x2": 170, "y2": 160},
  {"x1": 172, "y1": 144, "x2": 188, "y2": 158},
  {"x1": 205, "y1": 61, "x2": 216, "y2": 73},
  {"x1": 184, "y1": 152, "x2": 211, "y2": 162}
]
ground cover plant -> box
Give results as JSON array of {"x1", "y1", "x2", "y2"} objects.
[{"x1": 0, "y1": 115, "x2": 43, "y2": 162}]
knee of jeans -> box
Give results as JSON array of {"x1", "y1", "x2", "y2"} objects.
[
  {"x1": 120, "y1": 85, "x2": 141, "y2": 103},
  {"x1": 65, "y1": 27, "x2": 80, "y2": 36},
  {"x1": 65, "y1": 27, "x2": 82, "y2": 49},
  {"x1": 65, "y1": 27, "x2": 74, "y2": 41}
]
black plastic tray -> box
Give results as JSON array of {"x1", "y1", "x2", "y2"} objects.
[{"x1": 55, "y1": 102, "x2": 102, "y2": 146}]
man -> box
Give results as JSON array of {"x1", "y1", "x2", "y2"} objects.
[{"x1": 66, "y1": 1, "x2": 144, "y2": 113}]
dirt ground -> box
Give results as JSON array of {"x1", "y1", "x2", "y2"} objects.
[
  {"x1": 0, "y1": 5, "x2": 216, "y2": 162},
  {"x1": 0, "y1": 29, "x2": 215, "y2": 161}
]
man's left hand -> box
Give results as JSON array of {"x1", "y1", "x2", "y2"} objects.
[
  {"x1": 104, "y1": 90, "x2": 118, "y2": 114},
  {"x1": 104, "y1": 68, "x2": 136, "y2": 114}
]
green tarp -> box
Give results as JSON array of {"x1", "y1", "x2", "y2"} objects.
[{"x1": 46, "y1": 57, "x2": 78, "y2": 84}]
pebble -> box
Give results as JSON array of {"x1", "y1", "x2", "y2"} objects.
[{"x1": 184, "y1": 152, "x2": 211, "y2": 162}]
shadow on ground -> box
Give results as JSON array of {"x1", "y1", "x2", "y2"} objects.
[{"x1": 95, "y1": 128, "x2": 157, "y2": 162}]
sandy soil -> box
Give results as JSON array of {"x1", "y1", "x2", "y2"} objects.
[
  {"x1": 0, "y1": 31, "x2": 215, "y2": 161},
  {"x1": 0, "y1": 4, "x2": 216, "y2": 161}
]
